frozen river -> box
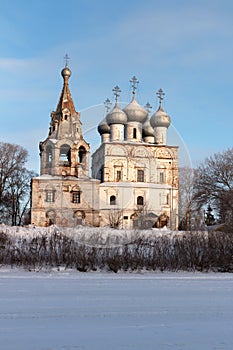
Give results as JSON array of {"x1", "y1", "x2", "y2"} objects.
[{"x1": 0, "y1": 270, "x2": 233, "y2": 350}]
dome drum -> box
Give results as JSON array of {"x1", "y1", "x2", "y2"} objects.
[{"x1": 125, "y1": 122, "x2": 142, "y2": 142}]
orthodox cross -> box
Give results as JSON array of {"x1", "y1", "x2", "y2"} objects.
[
  {"x1": 156, "y1": 88, "x2": 165, "y2": 108},
  {"x1": 64, "y1": 53, "x2": 70, "y2": 67},
  {"x1": 130, "y1": 76, "x2": 139, "y2": 95},
  {"x1": 112, "y1": 85, "x2": 121, "y2": 103},
  {"x1": 144, "y1": 102, "x2": 152, "y2": 113},
  {"x1": 104, "y1": 98, "x2": 112, "y2": 113}
]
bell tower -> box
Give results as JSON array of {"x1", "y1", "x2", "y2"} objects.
[
  {"x1": 31, "y1": 59, "x2": 100, "y2": 227},
  {"x1": 39, "y1": 59, "x2": 90, "y2": 178}
]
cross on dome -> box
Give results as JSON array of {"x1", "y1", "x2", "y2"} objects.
[
  {"x1": 104, "y1": 98, "x2": 112, "y2": 113},
  {"x1": 144, "y1": 102, "x2": 152, "y2": 113},
  {"x1": 156, "y1": 88, "x2": 165, "y2": 108},
  {"x1": 130, "y1": 76, "x2": 139, "y2": 95},
  {"x1": 112, "y1": 85, "x2": 121, "y2": 103}
]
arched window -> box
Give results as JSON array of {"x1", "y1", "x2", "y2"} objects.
[
  {"x1": 60, "y1": 144, "x2": 71, "y2": 163},
  {"x1": 110, "y1": 195, "x2": 116, "y2": 205},
  {"x1": 46, "y1": 145, "x2": 52, "y2": 164},
  {"x1": 46, "y1": 210, "x2": 56, "y2": 225},
  {"x1": 78, "y1": 146, "x2": 86, "y2": 164},
  {"x1": 137, "y1": 196, "x2": 144, "y2": 206},
  {"x1": 133, "y1": 128, "x2": 137, "y2": 139}
]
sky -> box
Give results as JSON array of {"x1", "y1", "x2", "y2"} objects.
[{"x1": 0, "y1": 0, "x2": 233, "y2": 172}]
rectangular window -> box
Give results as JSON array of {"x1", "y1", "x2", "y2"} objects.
[
  {"x1": 159, "y1": 172, "x2": 165, "y2": 183},
  {"x1": 72, "y1": 191, "x2": 81, "y2": 204},
  {"x1": 46, "y1": 190, "x2": 55, "y2": 203},
  {"x1": 116, "y1": 170, "x2": 122, "y2": 181},
  {"x1": 137, "y1": 169, "x2": 144, "y2": 182}
]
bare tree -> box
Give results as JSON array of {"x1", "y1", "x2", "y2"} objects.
[
  {"x1": 178, "y1": 167, "x2": 203, "y2": 230},
  {"x1": 194, "y1": 148, "x2": 233, "y2": 228},
  {"x1": 0, "y1": 142, "x2": 36, "y2": 225},
  {"x1": 108, "y1": 209, "x2": 123, "y2": 228}
]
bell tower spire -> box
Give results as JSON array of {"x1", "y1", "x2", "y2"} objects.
[{"x1": 39, "y1": 58, "x2": 90, "y2": 178}]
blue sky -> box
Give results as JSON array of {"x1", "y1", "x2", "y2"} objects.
[{"x1": 0, "y1": 0, "x2": 233, "y2": 172}]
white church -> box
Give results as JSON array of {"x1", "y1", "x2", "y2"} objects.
[{"x1": 31, "y1": 63, "x2": 178, "y2": 229}]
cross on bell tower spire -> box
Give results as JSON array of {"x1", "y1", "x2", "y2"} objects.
[{"x1": 64, "y1": 53, "x2": 70, "y2": 67}]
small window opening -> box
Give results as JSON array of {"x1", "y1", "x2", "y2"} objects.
[
  {"x1": 72, "y1": 191, "x2": 81, "y2": 204},
  {"x1": 46, "y1": 146, "x2": 52, "y2": 163},
  {"x1": 110, "y1": 195, "x2": 116, "y2": 205},
  {"x1": 137, "y1": 196, "x2": 144, "y2": 206},
  {"x1": 133, "y1": 128, "x2": 137, "y2": 139},
  {"x1": 78, "y1": 146, "x2": 86, "y2": 163},
  {"x1": 116, "y1": 170, "x2": 122, "y2": 181},
  {"x1": 60, "y1": 144, "x2": 71, "y2": 163},
  {"x1": 160, "y1": 172, "x2": 165, "y2": 183}
]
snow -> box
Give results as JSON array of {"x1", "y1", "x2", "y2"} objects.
[
  {"x1": 0, "y1": 269, "x2": 233, "y2": 350},
  {"x1": 0, "y1": 223, "x2": 177, "y2": 247}
]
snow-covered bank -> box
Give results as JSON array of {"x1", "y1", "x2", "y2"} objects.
[
  {"x1": 0, "y1": 224, "x2": 232, "y2": 272},
  {"x1": 0, "y1": 270, "x2": 233, "y2": 350}
]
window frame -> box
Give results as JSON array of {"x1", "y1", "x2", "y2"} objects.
[
  {"x1": 45, "y1": 190, "x2": 55, "y2": 203},
  {"x1": 137, "y1": 169, "x2": 144, "y2": 182},
  {"x1": 72, "y1": 191, "x2": 81, "y2": 204},
  {"x1": 116, "y1": 170, "x2": 122, "y2": 181}
]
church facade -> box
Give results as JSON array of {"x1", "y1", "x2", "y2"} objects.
[{"x1": 31, "y1": 64, "x2": 178, "y2": 229}]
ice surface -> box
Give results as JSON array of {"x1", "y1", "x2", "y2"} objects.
[{"x1": 0, "y1": 270, "x2": 233, "y2": 350}]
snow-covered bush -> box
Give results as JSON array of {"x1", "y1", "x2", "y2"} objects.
[{"x1": 0, "y1": 225, "x2": 232, "y2": 272}]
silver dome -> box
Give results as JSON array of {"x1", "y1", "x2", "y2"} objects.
[
  {"x1": 106, "y1": 103, "x2": 127, "y2": 125},
  {"x1": 124, "y1": 97, "x2": 148, "y2": 123},
  {"x1": 150, "y1": 106, "x2": 171, "y2": 128},
  {"x1": 142, "y1": 117, "x2": 154, "y2": 137},
  {"x1": 98, "y1": 117, "x2": 110, "y2": 135}
]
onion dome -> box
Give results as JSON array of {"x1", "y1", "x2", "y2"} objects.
[
  {"x1": 61, "y1": 65, "x2": 72, "y2": 80},
  {"x1": 106, "y1": 103, "x2": 127, "y2": 125},
  {"x1": 124, "y1": 97, "x2": 148, "y2": 123},
  {"x1": 98, "y1": 117, "x2": 110, "y2": 135},
  {"x1": 142, "y1": 117, "x2": 154, "y2": 137},
  {"x1": 150, "y1": 105, "x2": 171, "y2": 128}
]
